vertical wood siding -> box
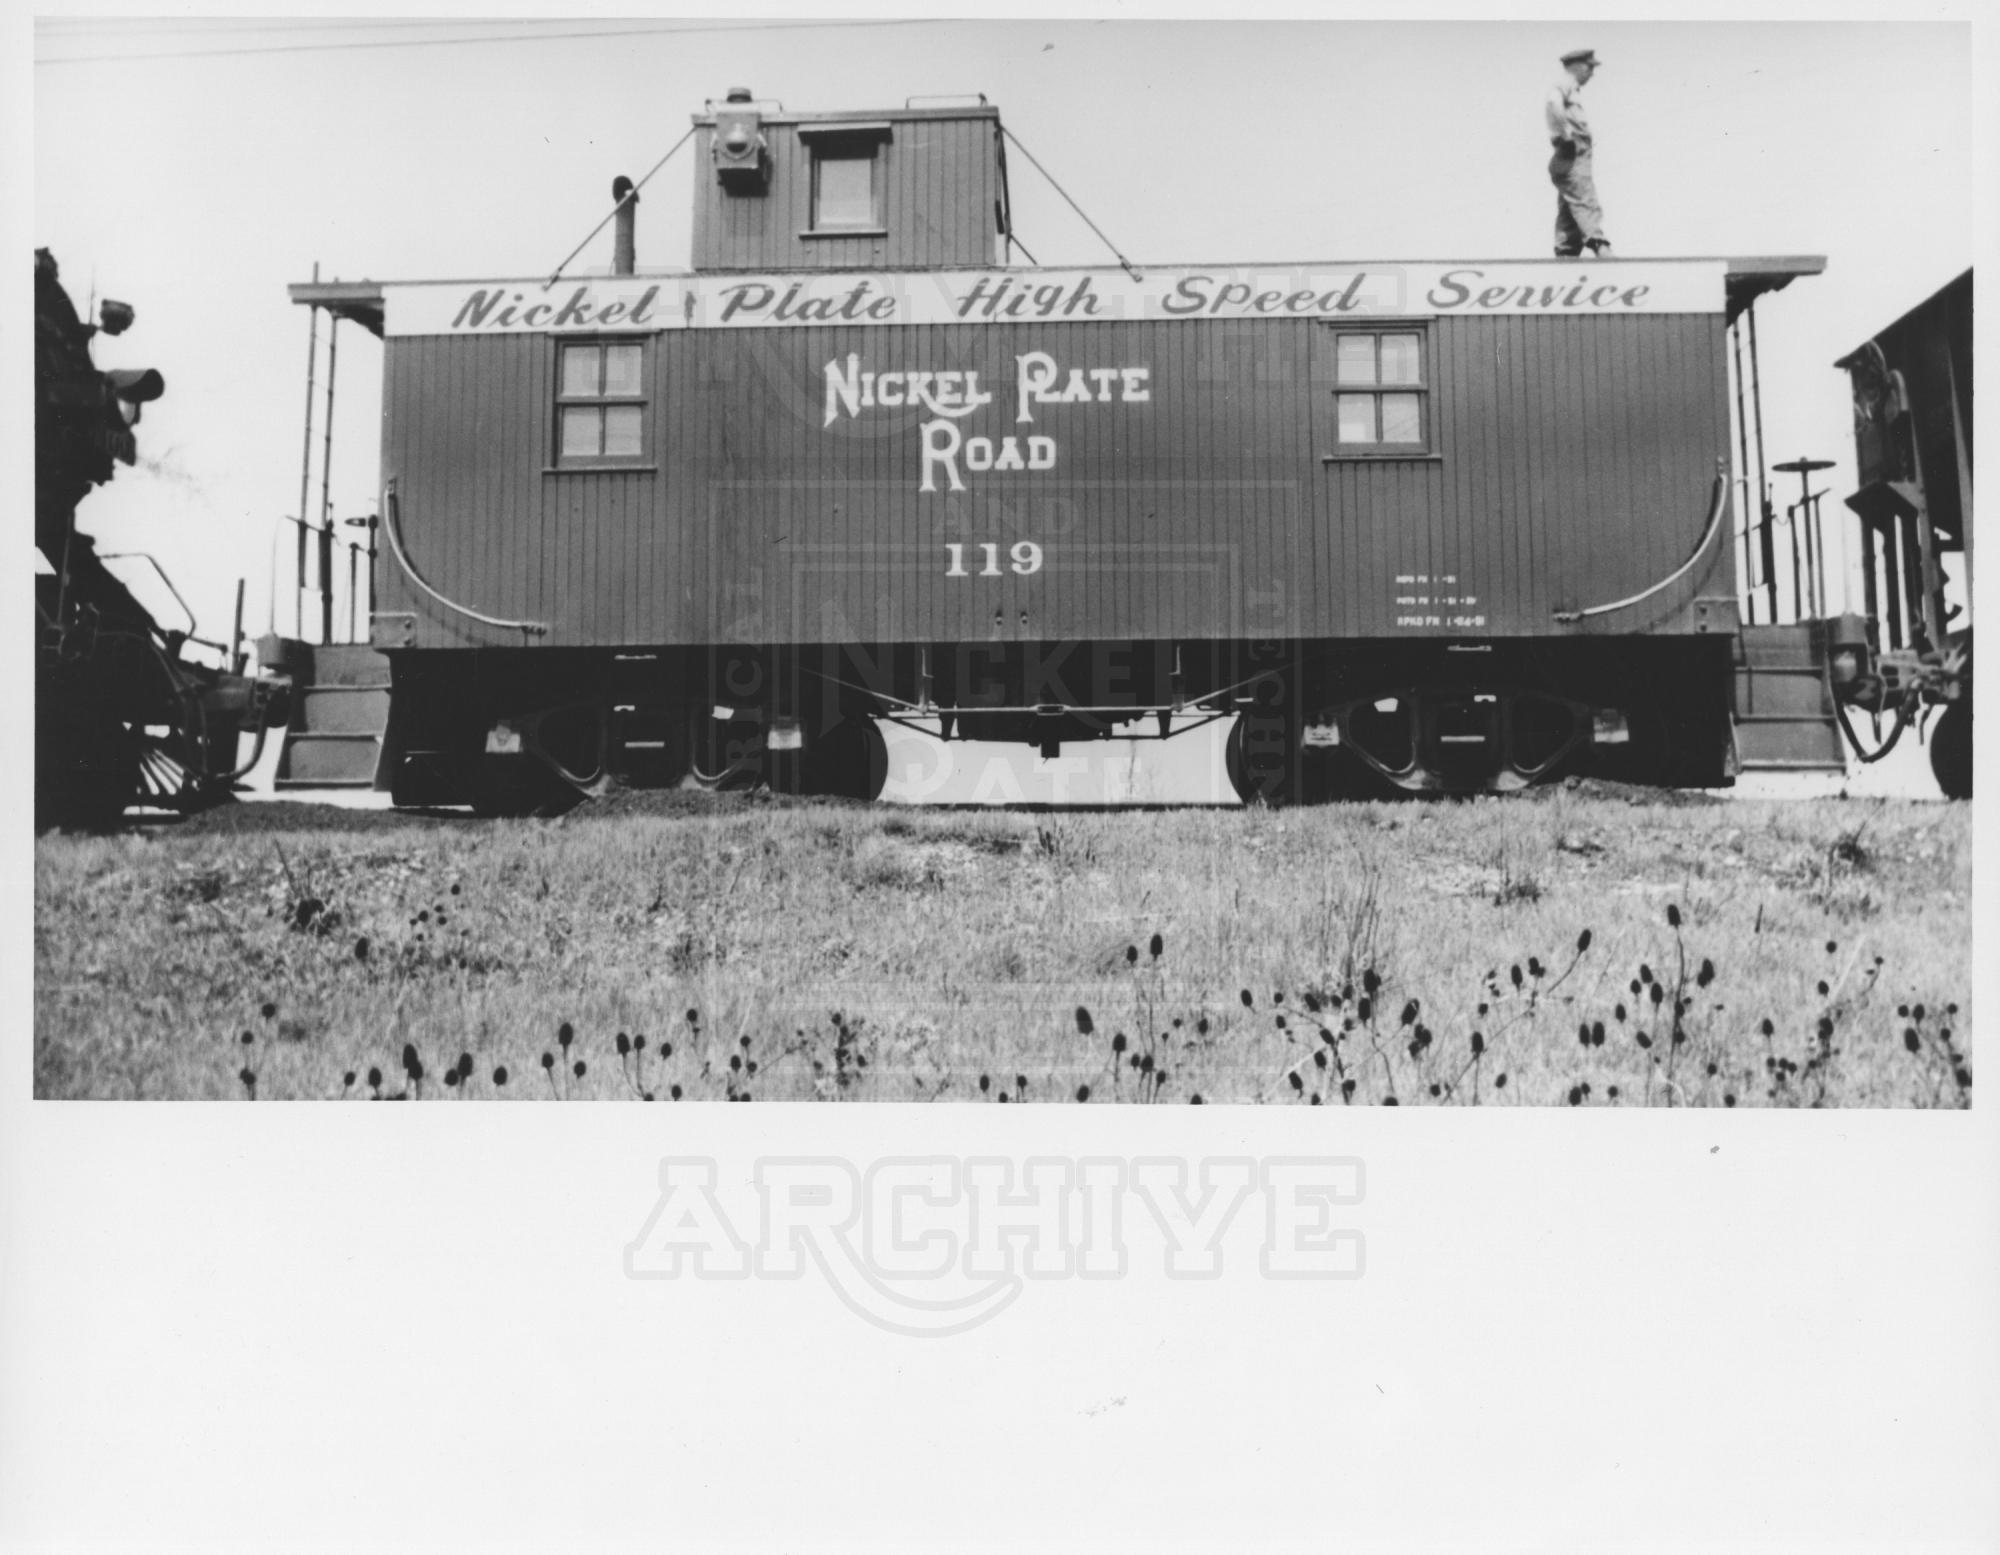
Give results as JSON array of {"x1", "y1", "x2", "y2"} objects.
[
  {"x1": 691, "y1": 114, "x2": 997, "y2": 272},
  {"x1": 381, "y1": 311, "x2": 1732, "y2": 651}
]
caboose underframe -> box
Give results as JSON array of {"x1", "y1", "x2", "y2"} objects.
[{"x1": 368, "y1": 628, "x2": 1738, "y2": 812}]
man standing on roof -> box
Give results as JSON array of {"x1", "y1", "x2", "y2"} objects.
[{"x1": 1547, "y1": 47, "x2": 1612, "y2": 258}]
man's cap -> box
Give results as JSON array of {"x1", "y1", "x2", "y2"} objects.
[{"x1": 1561, "y1": 48, "x2": 1600, "y2": 66}]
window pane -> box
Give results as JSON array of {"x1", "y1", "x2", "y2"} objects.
[
  {"x1": 1380, "y1": 393, "x2": 1422, "y2": 443},
  {"x1": 602, "y1": 405, "x2": 643, "y2": 457},
  {"x1": 560, "y1": 406, "x2": 601, "y2": 457},
  {"x1": 561, "y1": 345, "x2": 600, "y2": 398},
  {"x1": 1335, "y1": 334, "x2": 1376, "y2": 385},
  {"x1": 602, "y1": 344, "x2": 643, "y2": 396},
  {"x1": 817, "y1": 155, "x2": 874, "y2": 226},
  {"x1": 1379, "y1": 334, "x2": 1422, "y2": 385},
  {"x1": 1336, "y1": 393, "x2": 1377, "y2": 444}
]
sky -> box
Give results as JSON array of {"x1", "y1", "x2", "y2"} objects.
[{"x1": 14, "y1": 12, "x2": 1991, "y2": 798}]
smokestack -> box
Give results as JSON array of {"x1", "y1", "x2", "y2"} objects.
[{"x1": 611, "y1": 175, "x2": 638, "y2": 276}]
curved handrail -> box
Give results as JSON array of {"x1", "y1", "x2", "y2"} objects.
[
  {"x1": 1553, "y1": 463, "x2": 1730, "y2": 624},
  {"x1": 382, "y1": 479, "x2": 548, "y2": 638},
  {"x1": 96, "y1": 550, "x2": 226, "y2": 650}
]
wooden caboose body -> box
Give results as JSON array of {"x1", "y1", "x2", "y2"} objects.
[{"x1": 295, "y1": 93, "x2": 1823, "y2": 806}]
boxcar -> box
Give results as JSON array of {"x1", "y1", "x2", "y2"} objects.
[{"x1": 1833, "y1": 269, "x2": 1973, "y2": 798}]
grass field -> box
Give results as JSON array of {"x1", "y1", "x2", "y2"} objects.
[{"x1": 32, "y1": 784, "x2": 1971, "y2": 1105}]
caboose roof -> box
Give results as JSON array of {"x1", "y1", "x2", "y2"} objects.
[
  {"x1": 291, "y1": 280, "x2": 389, "y2": 335},
  {"x1": 688, "y1": 100, "x2": 1001, "y2": 127},
  {"x1": 1720, "y1": 254, "x2": 1825, "y2": 324}
]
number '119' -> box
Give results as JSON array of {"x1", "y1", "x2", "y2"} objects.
[{"x1": 946, "y1": 542, "x2": 1043, "y2": 576}]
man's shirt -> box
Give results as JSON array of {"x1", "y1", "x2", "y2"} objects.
[{"x1": 1545, "y1": 78, "x2": 1591, "y2": 148}]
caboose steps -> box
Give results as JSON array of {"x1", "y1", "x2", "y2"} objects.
[
  {"x1": 304, "y1": 643, "x2": 394, "y2": 686},
  {"x1": 285, "y1": 683, "x2": 392, "y2": 733},
  {"x1": 267, "y1": 640, "x2": 393, "y2": 789},
  {"x1": 1731, "y1": 623, "x2": 1846, "y2": 773},
  {"x1": 277, "y1": 731, "x2": 386, "y2": 786}
]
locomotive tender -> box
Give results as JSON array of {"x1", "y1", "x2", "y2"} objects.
[{"x1": 291, "y1": 92, "x2": 1828, "y2": 810}]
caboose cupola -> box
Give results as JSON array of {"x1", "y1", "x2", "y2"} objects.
[{"x1": 691, "y1": 92, "x2": 1006, "y2": 272}]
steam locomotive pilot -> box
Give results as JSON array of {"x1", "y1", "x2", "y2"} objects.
[{"x1": 1546, "y1": 48, "x2": 1612, "y2": 259}]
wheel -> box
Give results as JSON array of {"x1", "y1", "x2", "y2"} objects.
[
  {"x1": 1226, "y1": 707, "x2": 1297, "y2": 804},
  {"x1": 389, "y1": 750, "x2": 466, "y2": 808},
  {"x1": 36, "y1": 633, "x2": 213, "y2": 828},
  {"x1": 1225, "y1": 713, "x2": 1378, "y2": 805},
  {"x1": 529, "y1": 703, "x2": 610, "y2": 792},
  {"x1": 1586, "y1": 693, "x2": 1728, "y2": 789},
  {"x1": 684, "y1": 709, "x2": 766, "y2": 792},
  {"x1": 1930, "y1": 699, "x2": 1972, "y2": 799},
  {"x1": 36, "y1": 703, "x2": 135, "y2": 832},
  {"x1": 131, "y1": 712, "x2": 205, "y2": 810},
  {"x1": 801, "y1": 717, "x2": 889, "y2": 799},
  {"x1": 468, "y1": 754, "x2": 580, "y2": 818}
]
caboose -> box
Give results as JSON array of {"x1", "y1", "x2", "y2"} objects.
[{"x1": 288, "y1": 91, "x2": 1825, "y2": 810}]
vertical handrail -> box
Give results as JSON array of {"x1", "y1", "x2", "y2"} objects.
[
  {"x1": 1787, "y1": 498, "x2": 1803, "y2": 620},
  {"x1": 1815, "y1": 508, "x2": 1829, "y2": 620},
  {"x1": 1729, "y1": 317, "x2": 1757, "y2": 622},
  {"x1": 1798, "y1": 498, "x2": 1819, "y2": 617},
  {"x1": 1747, "y1": 303, "x2": 1776, "y2": 622},
  {"x1": 295, "y1": 270, "x2": 319, "y2": 640},
  {"x1": 1860, "y1": 513, "x2": 1881, "y2": 630},
  {"x1": 318, "y1": 314, "x2": 339, "y2": 644},
  {"x1": 1942, "y1": 338, "x2": 1973, "y2": 600}
]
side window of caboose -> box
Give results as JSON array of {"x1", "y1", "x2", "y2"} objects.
[
  {"x1": 803, "y1": 126, "x2": 890, "y2": 234},
  {"x1": 1325, "y1": 328, "x2": 1432, "y2": 455},
  {"x1": 815, "y1": 153, "x2": 877, "y2": 228},
  {"x1": 556, "y1": 340, "x2": 647, "y2": 466}
]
